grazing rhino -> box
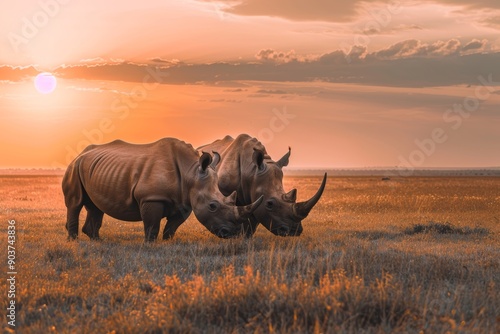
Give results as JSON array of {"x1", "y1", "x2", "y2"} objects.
[
  {"x1": 62, "y1": 138, "x2": 263, "y2": 242},
  {"x1": 198, "y1": 134, "x2": 327, "y2": 237}
]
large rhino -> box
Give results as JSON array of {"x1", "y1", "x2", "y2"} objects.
[
  {"x1": 198, "y1": 134, "x2": 327, "y2": 237},
  {"x1": 62, "y1": 138, "x2": 263, "y2": 242}
]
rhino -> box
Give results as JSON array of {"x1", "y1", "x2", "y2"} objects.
[
  {"x1": 62, "y1": 138, "x2": 263, "y2": 242},
  {"x1": 198, "y1": 134, "x2": 327, "y2": 237}
]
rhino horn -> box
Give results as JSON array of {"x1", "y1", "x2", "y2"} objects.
[
  {"x1": 237, "y1": 195, "x2": 264, "y2": 219},
  {"x1": 227, "y1": 190, "x2": 237, "y2": 204},
  {"x1": 293, "y1": 173, "x2": 327, "y2": 218},
  {"x1": 276, "y1": 147, "x2": 291, "y2": 168},
  {"x1": 210, "y1": 151, "x2": 221, "y2": 169},
  {"x1": 283, "y1": 188, "x2": 297, "y2": 203}
]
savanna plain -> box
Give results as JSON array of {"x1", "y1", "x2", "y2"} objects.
[{"x1": 0, "y1": 174, "x2": 499, "y2": 333}]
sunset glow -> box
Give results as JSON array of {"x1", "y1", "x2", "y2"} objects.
[
  {"x1": 34, "y1": 72, "x2": 57, "y2": 94},
  {"x1": 1, "y1": 0, "x2": 499, "y2": 168}
]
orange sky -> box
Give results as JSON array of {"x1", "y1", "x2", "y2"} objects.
[{"x1": 1, "y1": 0, "x2": 499, "y2": 168}]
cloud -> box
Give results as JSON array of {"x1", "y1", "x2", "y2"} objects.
[
  {"x1": 481, "y1": 15, "x2": 500, "y2": 30},
  {"x1": 369, "y1": 39, "x2": 420, "y2": 59},
  {"x1": 264, "y1": 38, "x2": 485, "y2": 63},
  {"x1": 200, "y1": 1, "x2": 500, "y2": 23},
  {"x1": 51, "y1": 39, "x2": 500, "y2": 88},
  {"x1": 149, "y1": 58, "x2": 183, "y2": 65},
  {"x1": 255, "y1": 49, "x2": 310, "y2": 63},
  {"x1": 482, "y1": 16, "x2": 500, "y2": 29},
  {"x1": 430, "y1": 0, "x2": 500, "y2": 10},
  {"x1": 65, "y1": 86, "x2": 130, "y2": 95},
  {"x1": 361, "y1": 24, "x2": 423, "y2": 35},
  {"x1": 209, "y1": 98, "x2": 242, "y2": 103},
  {"x1": 56, "y1": 62, "x2": 171, "y2": 82},
  {"x1": 0, "y1": 66, "x2": 38, "y2": 81},
  {"x1": 256, "y1": 89, "x2": 288, "y2": 94},
  {"x1": 367, "y1": 39, "x2": 485, "y2": 60},
  {"x1": 256, "y1": 49, "x2": 292, "y2": 62},
  {"x1": 347, "y1": 45, "x2": 368, "y2": 62},
  {"x1": 317, "y1": 50, "x2": 348, "y2": 64},
  {"x1": 223, "y1": 88, "x2": 247, "y2": 92},
  {"x1": 202, "y1": 0, "x2": 363, "y2": 22},
  {"x1": 0, "y1": 65, "x2": 40, "y2": 81},
  {"x1": 462, "y1": 39, "x2": 488, "y2": 52},
  {"x1": 79, "y1": 57, "x2": 107, "y2": 63},
  {"x1": 79, "y1": 57, "x2": 125, "y2": 64},
  {"x1": 247, "y1": 93, "x2": 270, "y2": 98}
]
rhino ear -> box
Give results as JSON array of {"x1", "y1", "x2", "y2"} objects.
[
  {"x1": 210, "y1": 151, "x2": 221, "y2": 169},
  {"x1": 199, "y1": 151, "x2": 213, "y2": 172},
  {"x1": 252, "y1": 148, "x2": 266, "y2": 172},
  {"x1": 276, "y1": 147, "x2": 291, "y2": 168}
]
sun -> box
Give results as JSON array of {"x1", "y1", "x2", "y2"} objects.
[{"x1": 34, "y1": 72, "x2": 57, "y2": 94}]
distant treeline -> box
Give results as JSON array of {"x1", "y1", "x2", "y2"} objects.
[{"x1": 285, "y1": 169, "x2": 500, "y2": 177}]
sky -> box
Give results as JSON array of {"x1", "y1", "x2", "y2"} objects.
[{"x1": 1, "y1": 0, "x2": 499, "y2": 169}]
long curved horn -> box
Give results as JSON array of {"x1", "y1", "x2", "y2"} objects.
[
  {"x1": 237, "y1": 195, "x2": 264, "y2": 219},
  {"x1": 293, "y1": 173, "x2": 327, "y2": 218}
]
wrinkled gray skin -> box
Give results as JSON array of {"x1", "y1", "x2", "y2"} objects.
[
  {"x1": 198, "y1": 134, "x2": 327, "y2": 237},
  {"x1": 62, "y1": 138, "x2": 263, "y2": 242}
]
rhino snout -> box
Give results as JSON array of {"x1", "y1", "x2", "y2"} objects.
[
  {"x1": 214, "y1": 226, "x2": 238, "y2": 239},
  {"x1": 277, "y1": 225, "x2": 290, "y2": 236},
  {"x1": 271, "y1": 222, "x2": 303, "y2": 237}
]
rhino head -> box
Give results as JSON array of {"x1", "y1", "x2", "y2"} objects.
[
  {"x1": 248, "y1": 148, "x2": 327, "y2": 236},
  {"x1": 190, "y1": 152, "x2": 263, "y2": 238}
]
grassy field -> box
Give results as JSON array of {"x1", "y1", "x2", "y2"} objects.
[{"x1": 1, "y1": 175, "x2": 499, "y2": 333}]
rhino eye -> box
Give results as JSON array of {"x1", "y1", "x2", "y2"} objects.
[
  {"x1": 265, "y1": 199, "x2": 275, "y2": 211},
  {"x1": 208, "y1": 201, "x2": 220, "y2": 212}
]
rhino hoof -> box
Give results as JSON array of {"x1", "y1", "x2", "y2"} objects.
[{"x1": 162, "y1": 231, "x2": 176, "y2": 240}]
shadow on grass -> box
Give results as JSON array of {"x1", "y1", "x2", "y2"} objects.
[
  {"x1": 404, "y1": 222, "x2": 490, "y2": 236},
  {"x1": 350, "y1": 230, "x2": 402, "y2": 240},
  {"x1": 346, "y1": 221, "x2": 490, "y2": 241}
]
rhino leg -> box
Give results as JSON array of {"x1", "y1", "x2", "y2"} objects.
[
  {"x1": 242, "y1": 215, "x2": 259, "y2": 238},
  {"x1": 140, "y1": 201, "x2": 165, "y2": 242},
  {"x1": 63, "y1": 164, "x2": 85, "y2": 240},
  {"x1": 66, "y1": 205, "x2": 83, "y2": 240},
  {"x1": 82, "y1": 202, "x2": 104, "y2": 240},
  {"x1": 162, "y1": 209, "x2": 191, "y2": 240}
]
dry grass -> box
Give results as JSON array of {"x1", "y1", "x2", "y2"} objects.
[{"x1": 0, "y1": 175, "x2": 499, "y2": 333}]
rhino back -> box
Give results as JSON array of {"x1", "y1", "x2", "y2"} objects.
[
  {"x1": 74, "y1": 139, "x2": 196, "y2": 221},
  {"x1": 198, "y1": 135, "x2": 235, "y2": 154},
  {"x1": 200, "y1": 134, "x2": 269, "y2": 204}
]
